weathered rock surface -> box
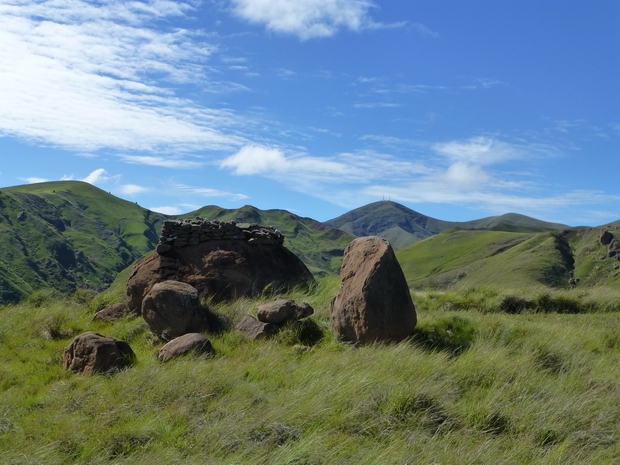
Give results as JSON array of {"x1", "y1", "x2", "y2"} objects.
[
  {"x1": 236, "y1": 315, "x2": 277, "y2": 340},
  {"x1": 141, "y1": 281, "x2": 210, "y2": 340},
  {"x1": 330, "y1": 236, "x2": 417, "y2": 344},
  {"x1": 257, "y1": 299, "x2": 314, "y2": 325},
  {"x1": 158, "y1": 333, "x2": 215, "y2": 362},
  {"x1": 127, "y1": 240, "x2": 315, "y2": 313},
  {"x1": 93, "y1": 302, "x2": 132, "y2": 322},
  {"x1": 63, "y1": 331, "x2": 135, "y2": 375}
]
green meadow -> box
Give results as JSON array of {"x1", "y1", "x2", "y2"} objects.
[{"x1": 2, "y1": 279, "x2": 620, "y2": 464}]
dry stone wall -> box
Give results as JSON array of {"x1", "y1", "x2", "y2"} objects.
[{"x1": 156, "y1": 219, "x2": 284, "y2": 254}]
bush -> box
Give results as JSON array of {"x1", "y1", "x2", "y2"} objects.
[{"x1": 412, "y1": 316, "x2": 477, "y2": 355}]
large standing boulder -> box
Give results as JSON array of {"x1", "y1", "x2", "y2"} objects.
[
  {"x1": 63, "y1": 331, "x2": 135, "y2": 375},
  {"x1": 127, "y1": 240, "x2": 315, "y2": 314},
  {"x1": 330, "y1": 236, "x2": 417, "y2": 344},
  {"x1": 141, "y1": 280, "x2": 210, "y2": 340}
]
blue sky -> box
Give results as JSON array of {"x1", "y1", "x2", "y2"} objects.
[{"x1": 0, "y1": 0, "x2": 618, "y2": 226}]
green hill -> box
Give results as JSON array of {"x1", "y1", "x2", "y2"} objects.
[
  {"x1": 396, "y1": 225, "x2": 620, "y2": 291},
  {"x1": 0, "y1": 181, "x2": 167, "y2": 303},
  {"x1": 0, "y1": 182, "x2": 353, "y2": 304},
  {"x1": 326, "y1": 201, "x2": 569, "y2": 249}
]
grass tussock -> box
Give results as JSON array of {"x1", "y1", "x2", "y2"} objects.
[{"x1": 1, "y1": 278, "x2": 620, "y2": 463}]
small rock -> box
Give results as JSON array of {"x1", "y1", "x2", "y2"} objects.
[
  {"x1": 257, "y1": 299, "x2": 314, "y2": 325},
  {"x1": 292, "y1": 344, "x2": 312, "y2": 353},
  {"x1": 156, "y1": 243, "x2": 173, "y2": 254},
  {"x1": 236, "y1": 315, "x2": 277, "y2": 340},
  {"x1": 94, "y1": 302, "x2": 133, "y2": 322},
  {"x1": 158, "y1": 333, "x2": 215, "y2": 362},
  {"x1": 63, "y1": 331, "x2": 135, "y2": 375}
]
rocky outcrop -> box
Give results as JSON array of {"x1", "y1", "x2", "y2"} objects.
[
  {"x1": 256, "y1": 299, "x2": 314, "y2": 325},
  {"x1": 156, "y1": 219, "x2": 284, "y2": 253},
  {"x1": 141, "y1": 281, "x2": 210, "y2": 340},
  {"x1": 158, "y1": 333, "x2": 215, "y2": 362},
  {"x1": 235, "y1": 315, "x2": 277, "y2": 340},
  {"x1": 600, "y1": 230, "x2": 614, "y2": 246},
  {"x1": 63, "y1": 331, "x2": 135, "y2": 375},
  {"x1": 330, "y1": 236, "x2": 417, "y2": 344},
  {"x1": 127, "y1": 238, "x2": 315, "y2": 313}
]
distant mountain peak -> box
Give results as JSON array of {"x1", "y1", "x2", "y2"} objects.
[{"x1": 326, "y1": 201, "x2": 570, "y2": 249}]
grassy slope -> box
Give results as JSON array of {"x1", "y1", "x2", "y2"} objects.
[
  {"x1": 0, "y1": 182, "x2": 166, "y2": 303},
  {"x1": 397, "y1": 229, "x2": 576, "y2": 290},
  {"x1": 1, "y1": 281, "x2": 620, "y2": 463},
  {"x1": 564, "y1": 226, "x2": 620, "y2": 287}
]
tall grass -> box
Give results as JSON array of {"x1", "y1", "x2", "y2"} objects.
[{"x1": 1, "y1": 279, "x2": 620, "y2": 463}]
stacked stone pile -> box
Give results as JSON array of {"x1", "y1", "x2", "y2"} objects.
[{"x1": 156, "y1": 218, "x2": 284, "y2": 254}]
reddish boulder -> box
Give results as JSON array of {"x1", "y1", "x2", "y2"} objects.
[
  {"x1": 63, "y1": 331, "x2": 135, "y2": 375},
  {"x1": 141, "y1": 281, "x2": 210, "y2": 340},
  {"x1": 236, "y1": 315, "x2": 277, "y2": 340},
  {"x1": 158, "y1": 333, "x2": 215, "y2": 362},
  {"x1": 330, "y1": 236, "x2": 417, "y2": 344},
  {"x1": 127, "y1": 240, "x2": 315, "y2": 314}
]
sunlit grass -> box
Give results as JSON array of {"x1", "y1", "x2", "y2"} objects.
[{"x1": 1, "y1": 279, "x2": 620, "y2": 463}]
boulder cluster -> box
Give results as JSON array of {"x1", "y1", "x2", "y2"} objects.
[
  {"x1": 235, "y1": 299, "x2": 315, "y2": 341},
  {"x1": 64, "y1": 224, "x2": 418, "y2": 375},
  {"x1": 156, "y1": 219, "x2": 284, "y2": 254}
]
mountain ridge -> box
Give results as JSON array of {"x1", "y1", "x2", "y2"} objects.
[
  {"x1": 0, "y1": 181, "x2": 614, "y2": 304},
  {"x1": 326, "y1": 201, "x2": 570, "y2": 249}
]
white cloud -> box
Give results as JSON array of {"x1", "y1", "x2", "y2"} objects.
[
  {"x1": 221, "y1": 145, "x2": 428, "y2": 184},
  {"x1": 150, "y1": 205, "x2": 183, "y2": 215},
  {"x1": 173, "y1": 183, "x2": 249, "y2": 201},
  {"x1": 433, "y1": 137, "x2": 524, "y2": 165},
  {"x1": 220, "y1": 145, "x2": 288, "y2": 175},
  {"x1": 119, "y1": 184, "x2": 149, "y2": 195},
  {"x1": 120, "y1": 155, "x2": 204, "y2": 169},
  {"x1": 81, "y1": 168, "x2": 116, "y2": 184},
  {"x1": 442, "y1": 162, "x2": 489, "y2": 188},
  {"x1": 0, "y1": 0, "x2": 244, "y2": 153},
  {"x1": 230, "y1": 0, "x2": 400, "y2": 40},
  {"x1": 23, "y1": 177, "x2": 50, "y2": 184}
]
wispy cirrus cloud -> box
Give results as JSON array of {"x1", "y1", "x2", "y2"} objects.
[
  {"x1": 229, "y1": 0, "x2": 405, "y2": 40},
  {"x1": 119, "y1": 184, "x2": 149, "y2": 195},
  {"x1": 172, "y1": 183, "x2": 249, "y2": 202},
  {"x1": 22, "y1": 176, "x2": 50, "y2": 184},
  {"x1": 0, "y1": 0, "x2": 244, "y2": 153},
  {"x1": 120, "y1": 155, "x2": 205, "y2": 169},
  {"x1": 220, "y1": 144, "x2": 427, "y2": 184}
]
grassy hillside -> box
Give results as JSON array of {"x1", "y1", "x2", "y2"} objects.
[
  {"x1": 326, "y1": 201, "x2": 569, "y2": 249},
  {"x1": 564, "y1": 226, "x2": 620, "y2": 287},
  {"x1": 2, "y1": 280, "x2": 620, "y2": 463},
  {"x1": 0, "y1": 182, "x2": 353, "y2": 304},
  {"x1": 0, "y1": 182, "x2": 166, "y2": 303},
  {"x1": 397, "y1": 229, "x2": 575, "y2": 290}
]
